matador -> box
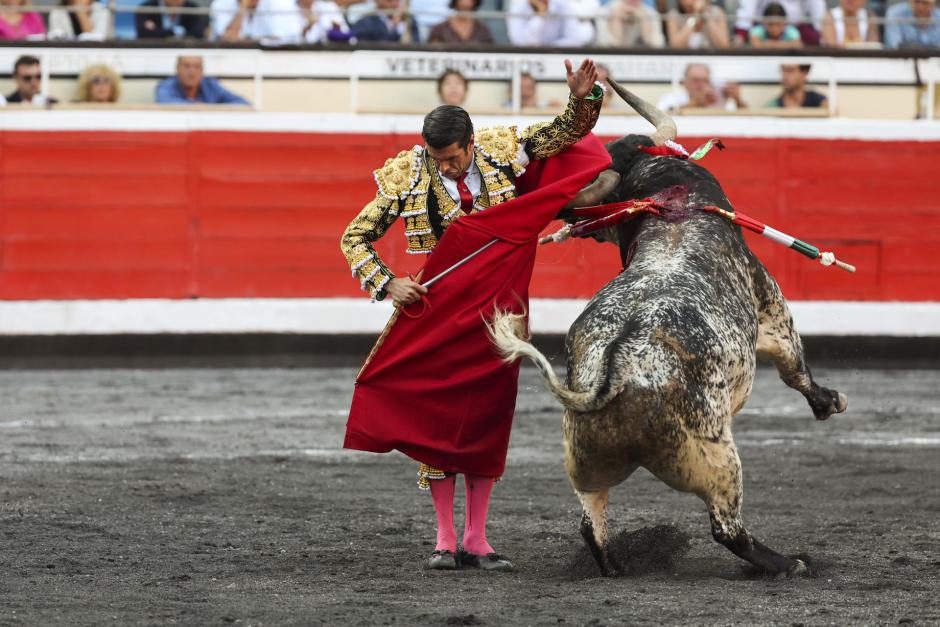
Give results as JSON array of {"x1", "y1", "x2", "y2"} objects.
[{"x1": 340, "y1": 58, "x2": 603, "y2": 572}]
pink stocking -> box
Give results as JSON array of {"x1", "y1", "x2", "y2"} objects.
[
  {"x1": 462, "y1": 475, "x2": 496, "y2": 555},
  {"x1": 429, "y1": 474, "x2": 457, "y2": 552}
]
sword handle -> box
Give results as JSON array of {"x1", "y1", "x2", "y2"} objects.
[{"x1": 834, "y1": 259, "x2": 856, "y2": 273}]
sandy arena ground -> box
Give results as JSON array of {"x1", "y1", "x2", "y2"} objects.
[{"x1": 1, "y1": 365, "x2": 938, "y2": 626}]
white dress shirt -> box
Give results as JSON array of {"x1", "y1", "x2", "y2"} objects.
[
  {"x1": 507, "y1": 0, "x2": 596, "y2": 47},
  {"x1": 263, "y1": 0, "x2": 349, "y2": 43},
  {"x1": 211, "y1": 0, "x2": 281, "y2": 39},
  {"x1": 438, "y1": 144, "x2": 531, "y2": 205}
]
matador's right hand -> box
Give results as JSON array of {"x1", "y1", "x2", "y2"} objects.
[{"x1": 387, "y1": 277, "x2": 428, "y2": 307}]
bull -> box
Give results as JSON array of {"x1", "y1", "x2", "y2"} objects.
[{"x1": 488, "y1": 79, "x2": 848, "y2": 577}]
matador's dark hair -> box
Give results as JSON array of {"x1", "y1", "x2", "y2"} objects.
[{"x1": 422, "y1": 105, "x2": 473, "y2": 150}]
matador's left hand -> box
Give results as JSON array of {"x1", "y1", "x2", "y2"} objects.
[{"x1": 565, "y1": 58, "x2": 598, "y2": 99}]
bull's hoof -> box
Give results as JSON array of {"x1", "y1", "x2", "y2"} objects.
[
  {"x1": 787, "y1": 558, "x2": 808, "y2": 577},
  {"x1": 813, "y1": 388, "x2": 848, "y2": 421},
  {"x1": 597, "y1": 562, "x2": 620, "y2": 578}
]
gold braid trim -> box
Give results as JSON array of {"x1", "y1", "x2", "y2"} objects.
[
  {"x1": 416, "y1": 464, "x2": 502, "y2": 490},
  {"x1": 374, "y1": 147, "x2": 423, "y2": 199},
  {"x1": 520, "y1": 92, "x2": 602, "y2": 161},
  {"x1": 417, "y1": 464, "x2": 449, "y2": 490},
  {"x1": 340, "y1": 194, "x2": 398, "y2": 298},
  {"x1": 427, "y1": 161, "x2": 461, "y2": 230},
  {"x1": 344, "y1": 134, "x2": 532, "y2": 285},
  {"x1": 475, "y1": 126, "x2": 519, "y2": 166}
]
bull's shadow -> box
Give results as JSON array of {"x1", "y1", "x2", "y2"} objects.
[
  {"x1": 563, "y1": 525, "x2": 692, "y2": 580},
  {"x1": 559, "y1": 525, "x2": 821, "y2": 581}
]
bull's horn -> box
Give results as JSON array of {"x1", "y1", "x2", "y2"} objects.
[
  {"x1": 563, "y1": 169, "x2": 621, "y2": 209},
  {"x1": 606, "y1": 76, "x2": 677, "y2": 146}
]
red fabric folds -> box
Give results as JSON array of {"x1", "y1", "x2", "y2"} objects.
[{"x1": 343, "y1": 134, "x2": 612, "y2": 477}]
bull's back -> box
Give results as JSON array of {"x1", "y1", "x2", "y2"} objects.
[{"x1": 565, "y1": 211, "x2": 759, "y2": 449}]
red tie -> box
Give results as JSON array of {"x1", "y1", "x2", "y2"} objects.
[{"x1": 456, "y1": 172, "x2": 473, "y2": 214}]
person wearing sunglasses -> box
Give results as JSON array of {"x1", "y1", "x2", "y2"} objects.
[
  {"x1": 76, "y1": 63, "x2": 122, "y2": 103},
  {"x1": 6, "y1": 55, "x2": 58, "y2": 105}
]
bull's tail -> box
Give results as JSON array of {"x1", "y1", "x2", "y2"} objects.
[{"x1": 486, "y1": 310, "x2": 619, "y2": 413}]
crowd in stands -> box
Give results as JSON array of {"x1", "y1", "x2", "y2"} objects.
[
  {"x1": 1, "y1": 50, "x2": 828, "y2": 111},
  {"x1": 0, "y1": 53, "x2": 249, "y2": 105},
  {"x1": 0, "y1": 0, "x2": 939, "y2": 48}
]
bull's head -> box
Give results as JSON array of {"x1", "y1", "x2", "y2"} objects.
[{"x1": 565, "y1": 78, "x2": 677, "y2": 210}]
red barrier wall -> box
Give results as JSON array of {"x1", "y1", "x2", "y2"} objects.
[{"x1": 1, "y1": 130, "x2": 938, "y2": 301}]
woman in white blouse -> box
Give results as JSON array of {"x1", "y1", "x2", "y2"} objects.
[
  {"x1": 48, "y1": 0, "x2": 110, "y2": 40},
  {"x1": 820, "y1": 0, "x2": 879, "y2": 46}
]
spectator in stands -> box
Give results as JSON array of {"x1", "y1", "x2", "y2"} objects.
[
  {"x1": 412, "y1": 0, "x2": 450, "y2": 40},
  {"x1": 137, "y1": 0, "x2": 210, "y2": 38},
  {"x1": 666, "y1": 0, "x2": 730, "y2": 48},
  {"x1": 428, "y1": 0, "x2": 493, "y2": 43},
  {"x1": 768, "y1": 63, "x2": 827, "y2": 108},
  {"x1": 735, "y1": 0, "x2": 825, "y2": 45},
  {"x1": 595, "y1": 63, "x2": 618, "y2": 108},
  {"x1": 821, "y1": 0, "x2": 878, "y2": 46},
  {"x1": 76, "y1": 63, "x2": 122, "y2": 103},
  {"x1": 885, "y1": 0, "x2": 940, "y2": 48},
  {"x1": 156, "y1": 55, "x2": 250, "y2": 105},
  {"x1": 48, "y1": 0, "x2": 111, "y2": 40},
  {"x1": 351, "y1": 0, "x2": 418, "y2": 41},
  {"x1": 265, "y1": 0, "x2": 351, "y2": 43},
  {"x1": 6, "y1": 55, "x2": 57, "y2": 105},
  {"x1": 602, "y1": 0, "x2": 665, "y2": 47},
  {"x1": 749, "y1": 2, "x2": 802, "y2": 47},
  {"x1": 505, "y1": 71, "x2": 562, "y2": 108},
  {"x1": 437, "y1": 69, "x2": 468, "y2": 105},
  {"x1": 0, "y1": 0, "x2": 46, "y2": 39},
  {"x1": 507, "y1": 0, "x2": 597, "y2": 47},
  {"x1": 211, "y1": 0, "x2": 278, "y2": 40},
  {"x1": 657, "y1": 62, "x2": 746, "y2": 112}
]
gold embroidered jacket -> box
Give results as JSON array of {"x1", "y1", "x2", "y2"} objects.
[{"x1": 341, "y1": 88, "x2": 603, "y2": 299}]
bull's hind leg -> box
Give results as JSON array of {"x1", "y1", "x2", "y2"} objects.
[
  {"x1": 650, "y1": 437, "x2": 805, "y2": 576},
  {"x1": 751, "y1": 262, "x2": 847, "y2": 420},
  {"x1": 701, "y1": 442, "x2": 806, "y2": 576},
  {"x1": 576, "y1": 489, "x2": 622, "y2": 577}
]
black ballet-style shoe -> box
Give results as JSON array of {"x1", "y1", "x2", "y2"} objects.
[
  {"x1": 427, "y1": 549, "x2": 458, "y2": 570},
  {"x1": 456, "y1": 548, "x2": 514, "y2": 572}
]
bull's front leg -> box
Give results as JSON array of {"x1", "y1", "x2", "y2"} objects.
[{"x1": 750, "y1": 261, "x2": 848, "y2": 420}]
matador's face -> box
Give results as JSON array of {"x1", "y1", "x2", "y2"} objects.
[{"x1": 427, "y1": 137, "x2": 475, "y2": 180}]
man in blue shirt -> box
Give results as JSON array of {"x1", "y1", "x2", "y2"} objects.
[
  {"x1": 155, "y1": 56, "x2": 249, "y2": 105},
  {"x1": 885, "y1": 0, "x2": 940, "y2": 48}
]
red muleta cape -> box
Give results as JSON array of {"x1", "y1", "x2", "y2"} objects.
[{"x1": 344, "y1": 134, "x2": 612, "y2": 477}]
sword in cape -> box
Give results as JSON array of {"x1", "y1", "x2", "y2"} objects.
[{"x1": 356, "y1": 238, "x2": 500, "y2": 379}]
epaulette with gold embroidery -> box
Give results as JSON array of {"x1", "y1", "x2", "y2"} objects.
[
  {"x1": 373, "y1": 146, "x2": 423, "y2": 200},
  {"x1": 475, "y1": 126, "x2": 519, "y2": 167}
]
